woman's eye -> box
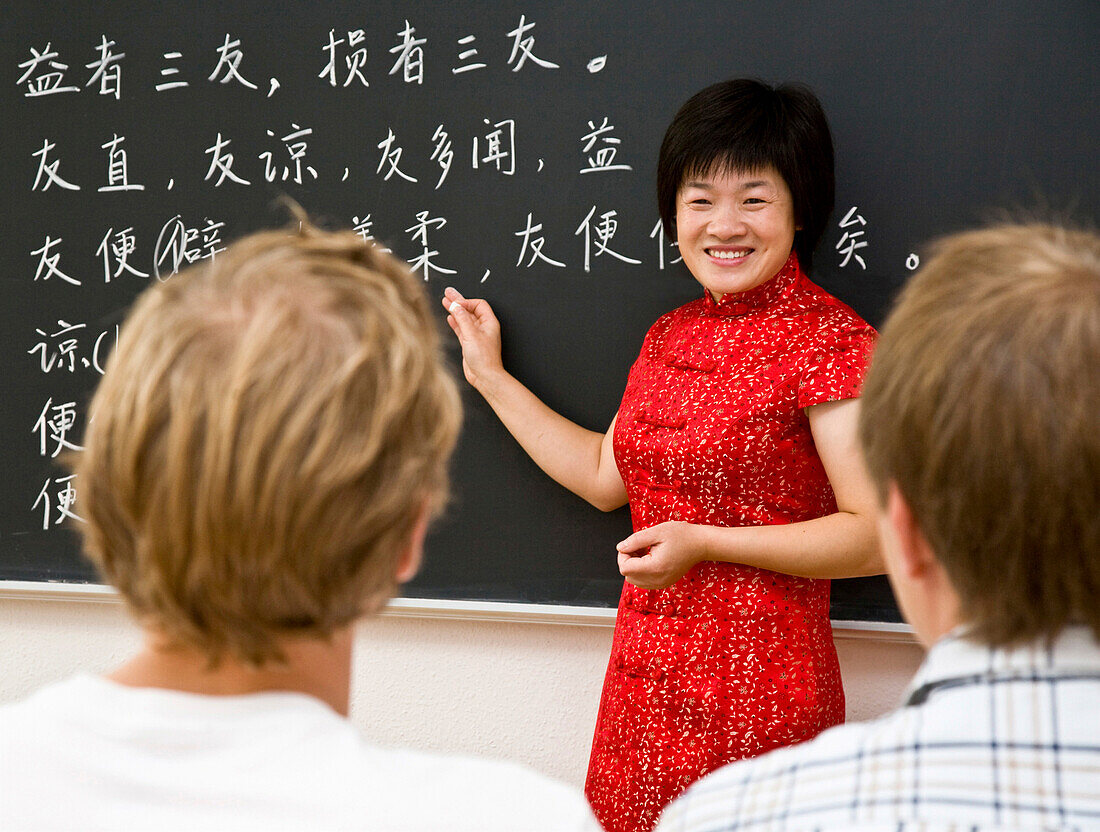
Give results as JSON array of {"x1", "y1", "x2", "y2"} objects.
[{"x1": 745, "y1": 198, "x2": 765, "y2": 205}]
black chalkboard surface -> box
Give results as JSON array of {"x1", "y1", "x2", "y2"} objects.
[{"x1": 3, "y1": 1, "x2": 1097, "y2": 624}]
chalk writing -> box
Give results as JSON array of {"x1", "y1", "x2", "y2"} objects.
[
  {"x1": 836, "y1": 206, "x2": 869, "y2": 270},
  {"x1": 32, "y1": 140, "x2": 80, "y2": 191},
  {"x1": 377, "y1": 128, "x2": 418, "y2": 183},
  {"x1": 209, "y1": 34, "x2": 258, "y2": 89},
  {"x1": 431, "y1": 125, "x2": 455, "y2": 189},
  {"x1": 649, "y1": 220, "x2": 683, "y2": 271},
  {"x1": 580, "y1": 118, "x2": 632, "y2": 174},
  {"x1": 453, "y1": 35, "x2": 486, "y2": 75},
  {"x1": 353, "y1": 214, "x2": 392, "y2": 252},
  {"x1": 11, "y1": 16, "x2": 660, "y2": 537},
  {"x1": 320, "y1": 29, "x2": 370, "y2": 88},
  {"x1": 473, "y1": 119, "x2": 516, "y2": 175},
  {"x1": 97, "y1": 227, "x2": 149, "y2": 282},
  {"x1": 205, "y1": 133, "x2": 252, "y2": 186},
  {"x1": 18, "y1": 43, "x2": 80, "y2": 97},
  {"x1": 85, "y1": 36, "x2": 124, "y2": 99},
  {"x1": 405, "y1": 211, "x2": 456, "y2": 280},
  {"x1": 99, "y1": 134, "x2": 144, "y2": 192},
  {"x1": 587, "y1": 56, "x2": 607, "y2": 73},
  {"x1": 32, "y1": 236, "x2": 79, "y2": 286},
  {"x1": 389, "y1": 21, "x2": 426, "y2": 85},
  {"x1": 575, "y1": 207, "x2": 641, "y2": 273},
  {"x1": 156, "y1": 51, "x2": 189, "y2": 91},
  {"x1": 261, "y1": 125, "x2": 318, "y2": 184},
  {"x1": 32, "y1": 475, "x2": 84, "y2": 530},
  {"x1": 29, "y1": 322, "x2": 116, "y2": 376},
  {"x1": 33, "y1": 399, "x2": 84, "y2": 458},
  {"x1": 507, "y1": 16, "x2": 559, "y2": 72},
  {"x1": 154, "y1": 215, "x2": 226, "y2": 280},
  {"x1": 516, "y1": 214, "x2": 566, "y2": 268}
]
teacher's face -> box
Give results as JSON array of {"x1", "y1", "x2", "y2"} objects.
[{"x1": 675, "y1": 166, "x2": 797, "y2": 301}]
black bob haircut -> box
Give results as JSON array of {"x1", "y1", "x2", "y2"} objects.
[{"x1": 657, "y1": 79, "x2": 835, "y2": 274}]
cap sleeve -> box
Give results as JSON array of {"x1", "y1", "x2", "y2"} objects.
[{"x1": 796, "y1": 323, "x2": 877, "y2": 409}]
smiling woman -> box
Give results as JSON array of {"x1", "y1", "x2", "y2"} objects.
[
  {"x1": 443, "y1": 79, "x2": 881, "y2": 832},
  {"x1": 675, "y1": 167, "x2": 797, "y2": 299}
]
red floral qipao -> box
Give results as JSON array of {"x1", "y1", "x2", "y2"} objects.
[{"x1": 585, "y1": 254, "x2": 876, "y2": 832}]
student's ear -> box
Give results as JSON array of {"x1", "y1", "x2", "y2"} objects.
[
  {"x1": 884, "y1": 482, "x2": 937, "y2": 581},
  {"x1": 394, "y1": 500, "x2": 432, "y2": 584}
]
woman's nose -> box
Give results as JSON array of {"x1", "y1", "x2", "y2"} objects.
[{"x1": 707, "y1": 207, "x2": 745, "y2": 239}]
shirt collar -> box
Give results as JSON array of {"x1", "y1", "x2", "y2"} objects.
[
  {"x1": 702, "y1": 251, "x2": 802, "y2": 318},
  {"x1": 903, "y1": 625, "x2": 1100, "y2": 707}
]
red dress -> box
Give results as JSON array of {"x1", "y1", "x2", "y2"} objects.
[{"x1": 585, "y1": 254, "x2": 876, "y2": 832}]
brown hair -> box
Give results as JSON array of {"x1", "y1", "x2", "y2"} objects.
[
  {"x1": 73, "y1": 220, "x2": 462, "y2": 666},
  {"x1": 859, "y1": 223, "x2": 1100, "y2": 645}
]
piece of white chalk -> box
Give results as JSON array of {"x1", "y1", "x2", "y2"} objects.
[{"x1": 449, "y1": 302, "x2": 461, "y2": 314}]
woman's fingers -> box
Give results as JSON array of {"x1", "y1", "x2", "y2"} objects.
[
  {"x1": 617, "y1": 525, "x2": 660, "y2": 555},
  {"x1": 617, "y1": 522, "x2": 701, "y2": 590},
  {"x1": 442, "y1": 287, "x2": 497, "y2": 328},
  {"x1": 441, "y1": 288, "x2": 504, "y2": 387},
  {"x1": 441, "y1": 287, "x2": 465, "y2": 318}
]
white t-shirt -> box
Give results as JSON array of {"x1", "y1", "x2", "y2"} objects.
[{"x1": 0, "y1": 674, "x2": 598, "y2": 831}]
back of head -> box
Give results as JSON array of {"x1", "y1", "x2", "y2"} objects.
[
  {"x1": 657, "y1": 78, "x2": 835, "y2": 272},
  {"x1": 74, "y1": 220, "x2": 462, "y2": 666},
  {"x1": 859, "y1": 223, "x2": 1100, "y2": 645}
]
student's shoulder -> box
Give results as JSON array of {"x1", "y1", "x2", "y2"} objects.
[
  {"x1": 350, "y1": 744, "x2": 599, "y2": 831},
  {"x1": 656, "y1": 713, "x2": 909, "y2": 830},
  {"x1": 0, "y1": 674, "x2": 86, "y2": 737}
]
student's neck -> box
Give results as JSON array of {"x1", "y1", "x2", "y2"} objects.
[{"x1": 107, "y1": 627, "x2": 355, "y2": 716}]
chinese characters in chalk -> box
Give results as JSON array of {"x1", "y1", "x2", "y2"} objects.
[
  {"x1": 18, "y1": 18, "x2": 566, "y2": 102},
  {"x1": 836, "y1": 206, "x2": 869, "y2": 270}
]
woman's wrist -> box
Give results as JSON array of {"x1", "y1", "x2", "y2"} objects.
[
  {"x1": 474, "y1": 366, "x2": 517, "y2": 405},
  {"x1": 694, "y1": 523, "x2": 738, "y2": 566}
]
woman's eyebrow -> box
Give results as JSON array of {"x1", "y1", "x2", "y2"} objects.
[{"x1": 682, "y1": 179, "x2": 774, "y2": 191}]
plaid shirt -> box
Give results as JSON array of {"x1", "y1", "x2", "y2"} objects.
[{"x1": 655, "y1": 627, "x2": 1100, "y2": 831}]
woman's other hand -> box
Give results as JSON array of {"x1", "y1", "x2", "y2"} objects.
[
  {"x1": 616, "y1": 522, "x2": 705, "y2": 589},
  {"x1": 442, "y1": 287, "x2": 504, "y2": 391}
]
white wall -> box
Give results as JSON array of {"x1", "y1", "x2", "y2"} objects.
[{"x1": 0, "y1": 595, "x2": 924, "y2": 788}]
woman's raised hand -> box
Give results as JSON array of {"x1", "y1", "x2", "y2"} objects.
[
  {"x1": 441, "y1": 288, "x2": 627, "y2": 512},
  {"x1": 442, "y1": 287, "x2": 505, "y2": 390}
]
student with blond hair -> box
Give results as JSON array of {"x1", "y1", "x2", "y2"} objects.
[
  {"x1": 656, "y1": 224, "x2": 1100, "y2": 830},
  {"x1": 0, "y1": 221, "x2": 597, "y2": 831}
]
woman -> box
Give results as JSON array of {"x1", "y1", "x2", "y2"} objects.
[{"x1": 443, "y1": 79, "x2": 882, "y2": 832}]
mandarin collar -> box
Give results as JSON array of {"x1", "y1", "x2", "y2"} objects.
[{"x1": 702, "y1": 252, "x2": 801, "y2": 318}]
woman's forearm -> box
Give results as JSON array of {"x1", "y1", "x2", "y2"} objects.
[
  {"x1": 695, "y1": 512, "x2": 882, "y2": 578},
  {"x1": 475, "y1": 370, "x2": 627, "y2": 512},
  {"x1": 443, "y1": 287, "x2": 627, "y2": 511},
  {"x1": 616, "y1": 512, "x2": 882, "y2": 589}
]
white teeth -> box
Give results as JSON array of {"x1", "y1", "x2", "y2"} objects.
[{"x1": 708, "y1": 249, "x2": 750, "y2": 260}]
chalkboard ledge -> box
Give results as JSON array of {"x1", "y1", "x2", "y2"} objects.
[{"x1": 0, "y1": 581, "x2": 916, "y2": 642}]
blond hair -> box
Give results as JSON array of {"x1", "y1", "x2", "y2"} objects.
[
  {"x1": 859, "y1": 223, "x2": 1100, "y2": 645},
  {"x1": 73, "y1": 221, "x2": 461, "y2": 665}
]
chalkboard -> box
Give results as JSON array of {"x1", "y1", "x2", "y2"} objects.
[{"x1": 3, "y1": 1, "x2": 1097, "y2": 624}]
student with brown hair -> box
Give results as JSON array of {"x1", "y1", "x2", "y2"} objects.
[
  {"x1": 655, "y1": 223, "x2": 1100, "y2": 830},
  {"x1": 0, "y1": 221, "x2": 597, "y2": 831}
]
